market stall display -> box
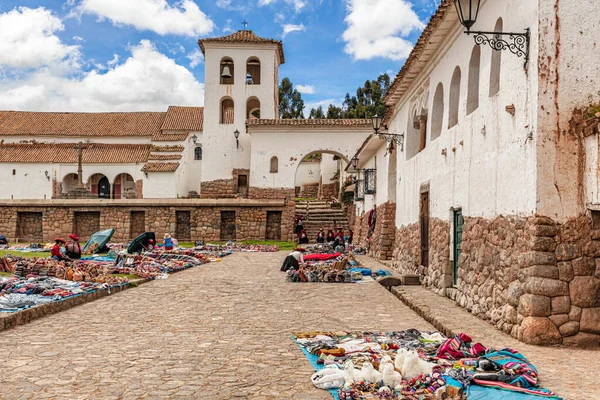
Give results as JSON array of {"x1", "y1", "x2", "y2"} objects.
[
  {"x1": 82, "y1": 228, "x2": 115, "y2": 255},
  {"x1": 284, "y1": 251, "x2": 372, "y2": 283},
  {"x1": 293, "y1": 330, "x2": 561, "y2": 400}
]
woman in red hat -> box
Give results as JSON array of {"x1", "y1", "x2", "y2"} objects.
[
  {"x1": 66, "y1": 234, "x2": 82, "y2": 259},
  {"x1": 51, "y1": 238, "x2": 68, "y2": 261}
]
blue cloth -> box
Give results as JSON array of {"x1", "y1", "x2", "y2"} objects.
[
  {"x1": 375, "y1": 269, "x2": 392, "y2": 277},
  {"x1": 467, "y1": 385, "x2": 562, "y2": 400},
  {"x1": 165, "y1": 238, "x2": 173, "y2": 247},
  {"x1": 348, "y1": 267, "x2": 372, "y2": 276},
  {"x1": 293, "y1": 336, "x2": 340, "y2": 400}
]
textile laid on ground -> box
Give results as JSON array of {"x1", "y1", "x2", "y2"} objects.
[
  {"x1": 284, "y1": 251, "x2": 371, "y2": 283},
  {"x1": 195, "y1": 243, "x2": 280, "y2": 252},
  {"x1": 293, "y1": 331, "x2": 561, "y2": 400}
]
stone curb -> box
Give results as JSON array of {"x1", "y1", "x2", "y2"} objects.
[
  {"x1": 0, "y1": 277, "x2": 151, "y2": 333},
  {"x1": 390, "y1": 286, "x2": 458, "y2": 338}
]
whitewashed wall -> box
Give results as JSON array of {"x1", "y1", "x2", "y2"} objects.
[
  {"x1": 249, "y1": 127, "x2": 370, "y2": 189},
  {"x1": 320, "y1": 155, "x2": 339, "y2": 182},
  {"x1": 0, "y1": 164, "x2": 53, "y2": 199},
  {"x1": 295, "y1": 162, "x2": 320, "y2": 187},
  {"x1": 143, "y1": 172, "x2": 178, "y2": 198},
  {"x1": 390, "y1": 0, "x2": 539, "y2": 227}
]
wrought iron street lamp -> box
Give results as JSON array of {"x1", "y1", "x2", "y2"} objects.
[
  {"x1": 191, "y1": 134, "x2": 198, "y2": 144},
  {"x1": 371, "y1": 114, "x2": 405, "y2": 152},
  {"x1": 453, "y1": 0, "x2": 530, "y2": 69},
  {"x1": 351, "y1": 156, "x2": 359, "y2": 170},
  {"x1": 234, "y1": 129, "x2": 240, "y2": 148}
]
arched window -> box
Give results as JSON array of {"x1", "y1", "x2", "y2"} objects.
[
  {"x1": 489, "y1": 18, "x2": 503, "y2": 97},
  {"x1": 220, "y1": 98, "x2": 234, "y2": 124},
  {"x1": 406, "y1": 109, "x2": 420, "y2": 160},
  {"x1": 467, "y1": 46, "x2": 481, "y2": 115},
  {"x1": 431, "y1": 83, "x2": 444, "y2": 141},
  {"x1": 270, "y1": 156, "x2": 278, "y2": 173},
  {"x1": 194, "y1": 146, "x2": 202, "y2": 160},
  {"x1": 246, "y1": 97, "x2": 261, "y2": 119},
  {"x1": 220, "y1": 57, "x2": 234, "y2": 85},
  {"x1": 246, "y1": 57, "x2": 261, "y2": 85},
  {"x1": 448, "y1": 67, "x2": 461, "y2": 128}
]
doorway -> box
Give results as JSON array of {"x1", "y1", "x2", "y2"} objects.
[
  {"x1": 220, "y1": 211, "x2": 236, "y2": 240},
  {"x1": 453, "y1": 209, "x2": 464, "y2": 286},
  {"x1": 130, "y1": 211, "x2": 145, "y2": 239},
  {"x1": 98, "y1": 176, "x2": 111, "y2": 199},
  {"x1": 74, "y1": 211, "x2": 100, "y2": 239},
  {"x1": 237, "y1": 175, "x2": 248, "y2": 198},
  {"x1": 176, "y1": 211, "x2": 191, "y2": 240},
  {"x1": 265, "y1": 211, "x2": 282, "y2": 240},
  {"x1": 419, "y1": 191, "x2": 429, "y2": 268}
]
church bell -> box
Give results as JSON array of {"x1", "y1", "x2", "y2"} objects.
[{"x1": 221, "y1": 65, "x2": 232, "y2": 79}]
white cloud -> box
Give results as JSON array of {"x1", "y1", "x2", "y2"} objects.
[
  {"x1": 0, "y1": 7, "x2": 80, "y2": 69},
  {"x1": 74, "y1": 0, "x2": 214, "y2": 37},
  {"x1": 186, "y1": 49, "x2": 204, "y2": 68},
  {"x1": 296, "y1": 84, "x2": 315, "y2": 94},
  {"x1": 0, "y1": 40, "x2": 204, "y2": 111},
  {"x1": 222, "y1": 19, "x2": 233, "y2": 33},
  {"x1": 259, "y1": 0, "x2": 307, "y2": 13},
  {"x1": 282, "y1": 23, "x2": 306, "y2": 38},
  {"x1": 72, "y1": 35, "x2": 85, "y2": 42},
  {"x1": 342, "y1": 0, "x2": 424, "y2": 61}
]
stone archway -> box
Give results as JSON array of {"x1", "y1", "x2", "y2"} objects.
[
  {"x1": 113, "y1": 173, "x2": 136, "y2": 199},
  {"x1": 88, "y1": 174, "x2": 110, "y2": 199}
]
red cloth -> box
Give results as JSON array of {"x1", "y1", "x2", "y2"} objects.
[
  {"x1": 304, "y1": 252, "x2": 342, "y2": 261},
  {"x1": 51, "y1": 244, "x2": 62, "y2": 258}
]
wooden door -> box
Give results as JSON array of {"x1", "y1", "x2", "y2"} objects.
[
  {"x1": 237, "y1": 175, "x2": 248, "y2": 198},
  {"x1": 420, "y1": 191, "x2": 429, "y2": 267},
  {"x1": 453, "y1": 209, "x2": 464, "y2": 285}
]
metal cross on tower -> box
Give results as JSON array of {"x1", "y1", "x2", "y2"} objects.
[
  {"x1": 74, "y1": 141, "x2": 88, "y2": 188},
  {"x1": 242, "y1": 20, "x2": 248, "y2": 30}
]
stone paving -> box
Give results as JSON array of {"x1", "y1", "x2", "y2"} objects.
[{"x1": 0, "y1": 252, "x2": 434, "y2": 400}]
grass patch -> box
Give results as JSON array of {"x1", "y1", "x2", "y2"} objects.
[
  {"x1": 0, "y1": 250, "x2": 46, "y2": 259},
  {"x1": 110, "y1": 273, "x2": 141, "y2": 280}
]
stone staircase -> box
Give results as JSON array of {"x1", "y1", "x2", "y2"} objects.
[{"x1": 295, "y1": 200, "x2": 351, "y2": 240}]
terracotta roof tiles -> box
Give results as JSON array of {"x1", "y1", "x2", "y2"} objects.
[
  {"x1": 0, "y1": 111, "x2": 166, "y2": 137},
  {"x1": 151, "y1": 132, "x2": 189, "y2": 142},
  {"x1": 198, "y1": 30, "x2": 285, "y2": 63},
  {"x1": 147, "y1": 154, "x2": 183, "y2": 161},
  {"x1": 160, "y1": 106, "x2": 204, "y2": 131},
  {"x1": 0, "y1": 143, "x2": 151, "y2": 163},
  {"x1": 141, "y1": 162, "x2": 180, "y2": 172},
  {"x1": 150, "y1": 145, "x2": 184, "y2": 153},
  {"x1": 246, "y1": 119, "x2": 372, "y2": 128}
]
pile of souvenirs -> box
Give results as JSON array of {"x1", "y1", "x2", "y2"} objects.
[
  {"x1": 193, "y1": 241, "x2": 279, "y2": 253},
  {"x1": 285, "y1": 248, "x2": 373, "y2": 284},
  {"x1": 112, "y1": 252, "x2": 210, "y2": 279},
  {"x1": 294, "y1": 330, "x2": 561, "y2": 400}
]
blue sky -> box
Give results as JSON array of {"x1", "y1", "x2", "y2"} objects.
[{"x1": 0, "y1": 0, "x2": 440, "y2": 112}]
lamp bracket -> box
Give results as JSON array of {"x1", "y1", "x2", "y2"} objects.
[
  {"x1": 376, "y1": 132, "x2": 405, "y2": 152},
  {"x1": 467, "y1": 29, "x2": 530, "y2": 69}
]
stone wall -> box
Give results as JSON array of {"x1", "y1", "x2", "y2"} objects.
[
  {"x1": 266, "y1": 211, "x2": 282, "y2": 240},
  {"x1": 390, "y1": 213, "x2": 600, "y2": 347},
  {"x1": 320, "y1": 182, "x2": 339, "y2": 200},
  {"x1": 129, "y1": 211, "x2": 145, "y2": 238},
  {"x1": 369, "y1": 202, "x2": 396, "y2": 260},
  {"x1": 299, "y1": 183, "x2": 318, "y2": 199},
  {"x1": 200, "y1": 169, "x2": 250, "y2": 199},
  {"x1": 0, "y1": 200, "x2": 293, "y2": 243},
  {"x1": 352, "y1": 211, "x2": 370, "y2": 248},
  {"x1": 15, "y1": 212, "x2": 43, "y2": 242},
  {"x1": 74, "y1": 211, "x2": 100, "y2": 238}
]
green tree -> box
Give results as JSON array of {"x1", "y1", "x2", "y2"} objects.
[
  {"x1": 307, "y1": 73, "x2": 391, "y2": 119},
  {"x1": 279, "y1": 77, "x2": 305, "y2": 119},
  {"x1": 309, "y1": 105, "x2": 325, "y2": 119}
]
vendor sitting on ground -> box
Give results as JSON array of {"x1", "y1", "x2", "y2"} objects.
[
  {"x1": 280, "y1": 248, "x2": 305, "y2": 271},
  {"x1": 316, "y1": 229, "x2": 325, "y2": 244},
  {"x1": 0, "y1": 234, "x2": 7, "y2": 246},
  {"x1": 326, "y1": 229, "x2": 335, "y2": 242},
  {"x1": 145, "y1": 239, "x2": 156, "y2": 251},
  {"x1": 164, "y1": 233, "x2": 174, "y2": 250},
  {"x1": 65, "y1": 234, "x2": 82, "y2": 259},
  {"x1": 51, "y1": 238, "x2": 69, "y2": 261},
  {"x1": 298, "y1": 229, "x2": 309, "y2": 244}
]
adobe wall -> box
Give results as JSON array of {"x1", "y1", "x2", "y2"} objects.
[{"x1": 391, "y1": 213, "x2": 600, "y2": 347}]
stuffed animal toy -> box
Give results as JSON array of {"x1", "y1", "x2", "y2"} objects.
[
  {"x1": 395, "y1": 348, "x2": 408, "y2": 371},
  {"x1": 378, "y1": 355, "x2": 393, "y2": 374},
  {"x1": 343, "y1": 360, "x2": 362, "y2": 384},
  {"x1": 361, "y1": 362, "x2": 382, "y2": 383},
  {"x1": 382, "y1": 363, "x2": 403, "y2": 390},
  {"x1": 401, "y1": 350, "x2": 436, "y2": 380}
]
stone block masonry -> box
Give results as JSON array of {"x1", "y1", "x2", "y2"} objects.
[
  {"x1": 390, "y1": 213, "x2": 600, "y2": 347},
  {"x1": 0, "y1": 197, "x2": 294, "y2": 242},
  {"x1": 353, "y1": 202, "x2": 396, "y2": 260}
]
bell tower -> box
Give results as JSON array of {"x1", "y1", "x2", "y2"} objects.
[{"x1": 198, "y1": 30, "x2": 285, "y2": 187}]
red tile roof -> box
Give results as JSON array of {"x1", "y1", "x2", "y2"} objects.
[
  {"x1": 0, "y1": 143, "x2": 151, "y2": 163},
  {"x1": 0, "y1": 111, "x2": 166, "y2": 137},
  {"x1": 384, "y1": 0, "x2": 455, "y2": 106},
  {"x1": 151, "y1": 132, "x2": 190, "y2": 142},
  {"x1": 246, "y1": 119, "x2": 372, "y2": 128},
  {"x1": 141, "y1": 162, "x2": 180, "y2": 172},
  {"x1": 198, "y1": 30, "x2": 285, "y2": 63},
  {"x1": 161, "y1": 106, "x2": 204, "y2": 131},
  {"x1": 148, "y1": 154, "x2": 183, "y2": 161},
  {"x1": 150, "y1": 145, "x2": 184, "y2": 152}
]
